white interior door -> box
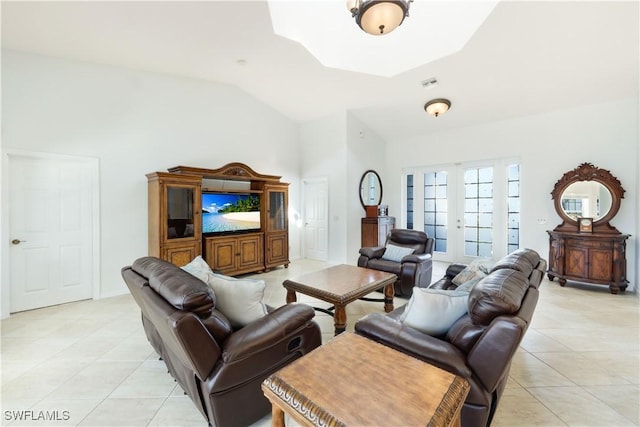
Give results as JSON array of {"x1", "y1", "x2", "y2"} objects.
[
  {"x1": 302, "y1": 178, "x2": 328, "y2": 261},
  {"x1": 9, "y1": 154, "x2": 96, "y2": 313}
]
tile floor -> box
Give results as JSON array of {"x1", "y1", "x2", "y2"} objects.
[{"x1": 1, "y1": 259, "x2": 638, "y2": 426}]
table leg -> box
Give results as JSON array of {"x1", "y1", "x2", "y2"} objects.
[
  {"x1": 334, "y1": 305, "x2": 346, "y2": 335},
  {"x1": 270, "y1": 405, "x2": 285, "y2": 427},
  {"x1": 286, "y1": 289, "x2": 297, "y2": 304},
  {"x1": 383, "y1": 283, "x2": 394, "y2": 313}
]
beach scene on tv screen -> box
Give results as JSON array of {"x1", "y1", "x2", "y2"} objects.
[{"x1": 202, "y1": 193, "x2": 261, "y2": 233}]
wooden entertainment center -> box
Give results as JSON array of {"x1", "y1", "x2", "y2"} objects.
[{"x1": 147, "y1": 162, "x2": 289, "y2": 275}]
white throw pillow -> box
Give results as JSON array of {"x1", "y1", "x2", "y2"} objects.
[
  {"x1": 181, "y1": 255, "x2": 215, "y2": 283},
  {"x1": 207, "y1": 273, "x2": 268, "y2": 329},
  {"x1": 400, "y1": 288, "x2": 469, "y2": 336},
  {"x1": 381, "y1": 244, "x2": 415, "y2": 262}
]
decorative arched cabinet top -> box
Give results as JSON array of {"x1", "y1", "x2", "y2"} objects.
[
  {"x1": 550, "y1": 162, "x2": 625, "y2": 234},
  {"x1": 168, "y1": 162, "x2": 282, "y2": 182}
]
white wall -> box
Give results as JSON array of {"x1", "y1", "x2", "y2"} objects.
[
  {"x1": 299, "y1": 113, "x2": 348, "y2": 263},
  {"x1": 346, "y1": 112, "x2": 388, "y2": 263},
  {"x1": 1, "y1": 50, "x2": 301, "y2": 309},
  {"x1": 384, "y1": 98, "x2": 639, "y2": 291}
]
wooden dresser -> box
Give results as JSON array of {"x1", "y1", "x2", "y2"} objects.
[
  {"x1": 547, "y1": 163, "x2": 629, "y2": 294},
  {"x1": 547, "y1": 231, "x2": 629, "y2": 294},
  {"x1": 361, "y1": 216, "x2": 395, "y2": 247}
]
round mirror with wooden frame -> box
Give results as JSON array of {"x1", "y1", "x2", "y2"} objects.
[{"x1": 550, "y1": 162, "x2": 625, "y2": 234}]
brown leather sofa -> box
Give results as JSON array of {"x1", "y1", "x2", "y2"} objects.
[
  {"x1": 357, "y1": 229, "x2": 435, "y2": 297},
  {"x1": 355, "y1": 248, "x2": 546, "y2": 427},
  {"x1": 121, "y1": 256, "x2": 322, "y2": 427}
]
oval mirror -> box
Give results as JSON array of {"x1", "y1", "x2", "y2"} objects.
[
  {"x1": 550, "y1": 163, "x2": 625, "y2": 233},
  {"x1": 560, "y1": 181, "x2": 612, "y2": 222},
  {"x1": 359, "y1": 170, "x2": 383, "y2": 209}
]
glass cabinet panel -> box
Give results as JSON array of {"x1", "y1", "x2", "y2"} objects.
[
  {"x1": 167, "y1": 186, "x2": 195, "y2": 239},
  {"x1": 268, "y1": 190, "x2": 286, "y2": 231}
]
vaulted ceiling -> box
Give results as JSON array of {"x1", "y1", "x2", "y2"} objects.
[{"x1": 2, "y1": 1, "x2": 638, "y2": 141}]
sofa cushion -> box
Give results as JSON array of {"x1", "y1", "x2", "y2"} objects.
[
  {"x1": 400, "y1": 288, "x2": 469, "y2": 336},
  {"x1": 143, "y1": 260, "x2": 215, "y2": 319},
  {"x1": 207, "y1": 273, "x2": 269, "y2": 329},
  {"x1": 468, "y1": 268, "x2": 529, "y2": 326},
  {"x1": 452, "y1": 258, "x2": 493, "y2": 286},
  {"x1": 381, "y1": 244, "x2": 415, "y2": 262},
  {"x1": 490, "y1": 248, "x2": 540, "y2": 277}
]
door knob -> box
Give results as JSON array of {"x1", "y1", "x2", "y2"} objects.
[{"x1": 11, "y1": 239, "x2": 26, "y2": 245}]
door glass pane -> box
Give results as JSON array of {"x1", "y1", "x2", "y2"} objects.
[
  {"x1": 406, "y1": 174, "x2": 414, "y2": 229},
  {"x1": 507, "y1": 164, "x2": 520, "y2": 253},
  {"x1": 424, "y1": 171, "x2": 448, "y2": 254},
  {"x1": 167, "y1": 187, "x2": 194, "y2": 239},
  {"x1": 269, "y1": 191, "x2": 286, "y2": 231},
  {"x1": 464, "y1": 167, "x2": 493, "y2": 257}
]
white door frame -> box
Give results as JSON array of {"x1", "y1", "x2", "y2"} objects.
[
  {"x1": 302, "y1": 177, "x2": 329, "y2": 261},
  {"x1": 1, "y1": 149, "x2": 101, "y2": 319}
]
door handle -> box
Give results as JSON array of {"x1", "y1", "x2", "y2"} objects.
[{"x1": 11, "y1": 239, "x2": 26, "y2": 245}]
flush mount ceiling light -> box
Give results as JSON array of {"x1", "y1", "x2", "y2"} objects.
[
  {"x1": 424, "y1": 98, "x2": 451, "y2": 117},
  {"x1": 347, "y1": 0, "x2": 412, "y2": 36}
]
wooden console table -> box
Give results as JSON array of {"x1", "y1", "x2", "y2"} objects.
[
  {"x1": 262, "y1": 332, "x2": 470, "y2": 427},
  {"x1": 547, "y1": 230, "x2": 629, "y2": 294}
]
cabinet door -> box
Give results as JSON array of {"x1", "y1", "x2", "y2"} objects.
[
  {"x1": 164, "y1": 183, "x2": 200, "y2": 242},
  {"x1": 206, "y1": 238, "x2": 237, "y2": 273},
  {"x1": 565, "y1": 246, "x2": 587, "y2": 278},
  {"x1": 238, "y1": 234, "x2": 264, "y2": 271},
  {"x1": 266, "y1": 232, "x2": 289, "y2": 266},
  {"x1": 588, "y1": 249, "x2": 613, "y2": 281},
  {"x1": 266, "y1": 186, "x2": 288, "y2": 232},
  {"x1": 163, "y1": 243, "x2": 199, "y2": 267}
]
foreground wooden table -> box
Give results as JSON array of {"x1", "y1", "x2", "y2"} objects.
[
  {"x1": 262, "y1": 332, "x2": 470, "y2": 427},
  {"x1": 282, "y1": 264, "x2": 396, "y2": 335}
]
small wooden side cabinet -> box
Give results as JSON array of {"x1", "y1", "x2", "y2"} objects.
[
  {"x1": 361, "y1": 216, "x2": 395, "y2": 247},
  {"x1": 547, "y1": 231, "x2": 629, "y2": 294}
]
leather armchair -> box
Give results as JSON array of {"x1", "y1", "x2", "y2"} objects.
[
  {"x1": 122, "y1": 257, "x2": 321, "y2": 427},
  {"x1": 357, "y1": 229, "x2": 435, "y2": 297}
]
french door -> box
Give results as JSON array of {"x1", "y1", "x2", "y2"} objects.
[{"x1": 402, "y1": 159, "x2": 520, "y2": 264}]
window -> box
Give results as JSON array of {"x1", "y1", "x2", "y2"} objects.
[
  {"x1": 507, "y1": 164, "x2": 520, "y2": 254},
  {"x1": 423, "y1": 171, "x2": 448, "y2": 253},
  {"x1": 406, "y1": 174, "x2": 414, "y2": 229},
  {"x1": 463, "y1": 167, "x2": 493, "y2": 257}
]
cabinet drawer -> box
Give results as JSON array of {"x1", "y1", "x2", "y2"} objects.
[{"x1": 566, "y1": 239, "x2": 612, "y2": 250}]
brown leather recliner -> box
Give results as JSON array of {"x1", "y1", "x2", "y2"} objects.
[
  {"x1": 122, "y1": 256, "x2": 321, "y2": 427},
  {"x1": 355, "y1": 248, "x2": 546, "y2": 427},
  {"x1": 357, "y1": 229, "x2": 435, "y2": 297}
]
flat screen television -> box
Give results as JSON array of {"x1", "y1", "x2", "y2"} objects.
[{"x1": 202, "y1": 192, "x2": 261, "y2": 234}]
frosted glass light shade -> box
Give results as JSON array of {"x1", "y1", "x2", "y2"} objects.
[
  {"x1": 424, "y1": 99, "x2": 451, "y2": 117},
  {"x1": 358, "y1": 1, "x2": 405, "y2": 35}
]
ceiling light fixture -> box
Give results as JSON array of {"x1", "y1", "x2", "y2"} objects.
[
  {"x1": 347, "y1": 0, "x2": 412, "y2": 36},
  {"x1": 424, "y1": 98, "x2": 451, "y2": 117}
]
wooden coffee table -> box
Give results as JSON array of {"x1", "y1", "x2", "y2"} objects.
[
  {"x1": 282, "y1": 264, "x2": 396, "y2": 335},
  {"x1": 262, "y1": 332, "x2": 470, "y2": 427}
]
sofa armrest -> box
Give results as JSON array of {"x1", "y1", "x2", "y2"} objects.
[
  {"x1": 402, "y1": 253, "x2": 432, "y2": 264},
  {"x1": 446, "y1": 263, "x2": 467, "y2": 279},
  {"x1": 359, "y1": 246, "x2": 386, "y2": 259},
  {"x1": 354, "y1": 313, "x2": 472, "y2": 379},
  {"x1": 467, "y1": 315, "x2": 526, "y2": 393},
  {"x1": 221, "y1": 303, "x2": 316, "y2": 363}
]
